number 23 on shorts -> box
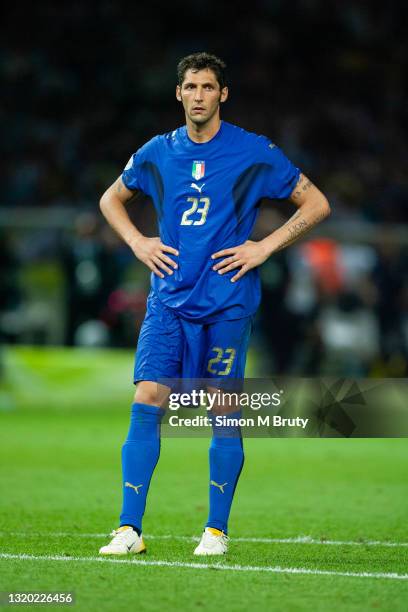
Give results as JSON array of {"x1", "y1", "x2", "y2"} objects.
[{"x1": 207, "y1": 347, "x2": 236, "y2": 376}]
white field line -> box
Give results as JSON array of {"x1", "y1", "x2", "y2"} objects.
[
  {"x1": 0, "y1": 553, "x2": 407, "y2": 581},
  {"x1": 2, "y1": 532, "x2": 408, "y2": 548}
]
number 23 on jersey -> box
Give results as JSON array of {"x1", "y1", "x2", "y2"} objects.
[{"x1": 181, "y1": 197, "x2": 211, "y2": 226}]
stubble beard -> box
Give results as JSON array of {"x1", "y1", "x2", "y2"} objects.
[
  {"x1": 183, "y1": 92, "x2": 222, "y2": 128},
  {"x1": 188, "y1": 104, "x2": 219, "y2": 128}
]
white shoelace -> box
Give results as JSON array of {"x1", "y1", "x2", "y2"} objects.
[
  {"x1": 109, "y1": 528, "x2": 134, "y2": 543},
  {"x1": 203, "y1": 531, "x2": 229, "y2": 547}
]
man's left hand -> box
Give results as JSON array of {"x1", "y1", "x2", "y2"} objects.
[{"x1": 211, "y1": 240, "x2": 269, "y2": 282}]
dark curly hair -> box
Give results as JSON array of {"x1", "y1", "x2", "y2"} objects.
[{"x1": 177, "y1": 52, "x2": 227, "y2": 90}]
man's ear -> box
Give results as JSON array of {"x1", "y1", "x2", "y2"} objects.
[
  {"x1": 220, "y1": 86, "x2": 228, "y2": 103},
  {"x1": 176, "y1": 85, "x2": 182, "y2": 102}
]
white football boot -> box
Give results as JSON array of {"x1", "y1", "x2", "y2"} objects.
[
  {"x1": 194, "y1": 527, "x2": 229, "y2": 556},
  {"x1": 99, "y1": 526, "x2": 146, "y2": 555}
]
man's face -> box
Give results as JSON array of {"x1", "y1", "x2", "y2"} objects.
[{"x1": 176, "y1": 68, "x2": 228, "y2": 125}]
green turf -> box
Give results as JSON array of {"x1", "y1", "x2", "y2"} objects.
[{"x1": 1, "y1": 347, "x2": 408, "y2": 611}]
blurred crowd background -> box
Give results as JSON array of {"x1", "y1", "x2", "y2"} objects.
[{"x1": 1, "y1": 0, "x2": 407, "y2": 376}]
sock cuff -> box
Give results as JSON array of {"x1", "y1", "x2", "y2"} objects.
[
  {"x1": 131, "y1": 402, "x2": 166, "y2": 419},
  {"x1": 206, "y1": 521, "x2": 228, "y2": 534}
]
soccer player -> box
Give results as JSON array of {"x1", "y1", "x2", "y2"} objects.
[{"x1": 98, "y1": 52, "x2": 330, "y2": 556}]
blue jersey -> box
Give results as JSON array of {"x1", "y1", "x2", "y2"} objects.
[{"x1": 122, "y1": 121, "x2": 300, "y2": 323}]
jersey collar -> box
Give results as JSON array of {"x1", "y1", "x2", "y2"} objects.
[{"x1": 181, "y1": 120, "x2": 224, "y2": 147}]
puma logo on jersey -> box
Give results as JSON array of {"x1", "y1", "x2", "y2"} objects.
[
  {"x1": 125, "y1": 482, "x2": 143, "y2": 494},
  {"x1": 191, "y1": 182, "x2": 205, "y2": 193},
  {"x1": 210, "y1": 480, "x2": 228, "y2": 494}
]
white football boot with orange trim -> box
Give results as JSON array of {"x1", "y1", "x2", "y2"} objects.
[
  {"x1": 99, "y1": 526, "x2": 146, "y2": 555},
  {"x1": 193, "y1": 527, "x2": 229, "y2": 555}
]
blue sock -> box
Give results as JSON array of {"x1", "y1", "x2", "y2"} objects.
[
  {"x1": 206, "y1": 411, "x2": 244, "y2": 534},
  {"x1": 120, "y1": 403, "x2": 165, "y2": 533}
]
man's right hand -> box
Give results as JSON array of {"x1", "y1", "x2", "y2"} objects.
[{"x1": 130, "y1": 236, "x2": 179, "y2": 278}]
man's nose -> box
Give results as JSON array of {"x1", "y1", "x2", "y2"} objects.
[{"x1": 194, "y1": 87, "x2": 203, "y2": 101}]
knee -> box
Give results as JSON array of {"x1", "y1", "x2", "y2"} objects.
[{"x1": 133, "y1": 381, "x2": 168, "y2": 407}]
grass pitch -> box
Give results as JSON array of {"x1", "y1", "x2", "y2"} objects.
[{"x1": 0, "y1": 346, "x2": 407, "y2": 611}]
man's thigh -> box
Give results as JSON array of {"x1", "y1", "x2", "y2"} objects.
[
  {"x1": 204, "y1": 316, "x2": 253, "y2": 380},
  {"x1": 134, "y1": 292, "x2": 183, "y2": 383}
]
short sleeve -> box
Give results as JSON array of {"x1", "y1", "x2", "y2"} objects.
[
  {"x1": 261, "y1": 140, "x2": 301, "y2": 200},
  {"x1": 121, "y1": 152, "x2": 142, "y2": 191},
  {"x1": 121, "y1": 137, "x2": 157, "y2": 194}
]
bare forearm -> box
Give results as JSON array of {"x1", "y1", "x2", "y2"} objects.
[
  {"x1": 99, "y1": 194, "x2": 142, "y2": 248},
  {"x1": 261, "y1": 197, "x2": 330, "y2": 257},
  {"x1": 211, "y1": 173, "x2": 330, "y2": 282}
]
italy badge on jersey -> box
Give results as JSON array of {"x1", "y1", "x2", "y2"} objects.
[{"x1": 192, "y1": 161, "x2": 205, "y2": 180}]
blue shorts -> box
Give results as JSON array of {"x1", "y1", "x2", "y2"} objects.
[{"x1": 134, "y1": 291, "x2": 253, "y2": 382}]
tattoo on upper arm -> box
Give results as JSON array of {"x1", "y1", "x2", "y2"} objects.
[
  {"x1": 116, "y1": 180, "x2": 123, "y2": 194},
  {"x1": 291, "y1": 174, "x2": 313, "y2": 201}
]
